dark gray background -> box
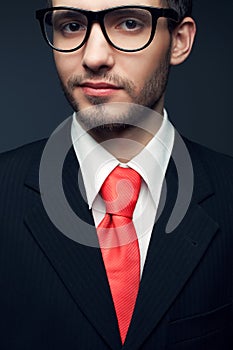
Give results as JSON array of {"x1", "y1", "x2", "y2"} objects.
[{"x1": 1, "y1": 0, "x2": 232, "y2": 155}]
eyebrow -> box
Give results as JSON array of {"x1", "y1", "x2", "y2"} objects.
[{"x1": 49, "y1": 10, "x2": 84, "y2": 23}]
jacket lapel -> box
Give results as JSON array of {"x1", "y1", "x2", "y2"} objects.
[
  {"x1": 24, "y1": 127, "x2": 122, "y2": 349},
  {"x1": 124, "y1": 137, "x2": 220, "y2": 349}
]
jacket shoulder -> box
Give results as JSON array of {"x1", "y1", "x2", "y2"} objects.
[
  {"x1": 0, "y1": 139, "x2": 47, "y2": 183},
  {"x1": 184, "y1": 137, "x2": 233, "y2": 191},
  {"x1": 184, "y1": 138, "x2": 233, "y2": 168}
]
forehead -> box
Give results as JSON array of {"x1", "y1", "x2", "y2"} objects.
[{"x1": 52, "y1": 0, "x2": 163, "y2": 10}]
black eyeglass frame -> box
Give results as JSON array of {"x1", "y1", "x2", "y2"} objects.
[{"x1": 36, "y1": 5, "x2": 179, "y2": 53}]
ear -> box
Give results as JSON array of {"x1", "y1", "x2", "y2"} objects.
[{"x1": 170, "y1": 17, "x2": 196, "y2": 66}]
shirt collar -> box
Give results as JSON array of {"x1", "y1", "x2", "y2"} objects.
[{"x1": 71, "y1": 109, "x2": 174, "y2": 209}]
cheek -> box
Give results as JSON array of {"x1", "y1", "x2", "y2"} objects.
[
  {"x1": 117, "y1": 54, "x2": 159, "y2": 89},
  {"x1": 132, "y1": 50, "x2": 170, "y2": 87},
  {"x1": 54, "y1": 53, "x2": 82, "y2": 82},
  {"x1": 117, "y1": 31, "x2": 171, "y2": 89}
]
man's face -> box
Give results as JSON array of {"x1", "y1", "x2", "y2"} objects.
[{"x1": 53, "y1": 0, "x2": 172, "y2": 130}]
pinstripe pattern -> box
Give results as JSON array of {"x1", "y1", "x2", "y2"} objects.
[{"x1": 0, "y1": 135, "x2": 232, "y2": 349}]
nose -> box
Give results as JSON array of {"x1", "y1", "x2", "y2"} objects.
[{"x1": 81, "y1": 23, "x2": 115, "y2": 73}]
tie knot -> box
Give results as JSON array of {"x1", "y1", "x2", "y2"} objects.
[{"x1": 100, "y1": 166, "x2": 141, "y2": 218}]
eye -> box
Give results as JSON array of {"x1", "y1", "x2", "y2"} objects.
[
  {"x1": 118, "y1": 19, "x2": 143, "y2": 31},
  {"x1": 61, "y1": 22, "x2": 86, "y2": 33}
]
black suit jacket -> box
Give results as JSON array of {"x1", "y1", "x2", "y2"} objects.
[{"x1": 0, "y1": 128, "x2": 233, "y2": 349}]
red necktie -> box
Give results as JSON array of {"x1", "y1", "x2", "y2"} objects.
[{"x1": 97, "y1": 166, "x2": 141, "y2": 344}]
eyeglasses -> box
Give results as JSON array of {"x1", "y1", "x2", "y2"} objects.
[{"x1": 36, "y1": 6, "x2": 179, "y2": 53}]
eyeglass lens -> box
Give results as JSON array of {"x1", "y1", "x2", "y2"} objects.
[{"x1": 44, "y1": 8, "x2": 153, "y2": 51}]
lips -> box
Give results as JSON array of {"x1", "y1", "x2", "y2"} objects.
[{"x1": 80, "y1": 81, "x2": 122, "y2": 97}]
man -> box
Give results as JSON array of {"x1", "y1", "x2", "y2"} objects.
[{"x1": 0, "y1": 0, "x2": 232, "y2": 349}]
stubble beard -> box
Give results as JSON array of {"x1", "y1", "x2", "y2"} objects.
[{"x1": 59, "y1": 46, "x2": 171, "y2": 133}]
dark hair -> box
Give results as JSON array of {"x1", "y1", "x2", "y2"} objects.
[
  {"x1": 165, "y1": 0, "x2": 192, "y2": 18},
  {"x1": 163, "y1": 0, "x2": 193, "y2": 31}
]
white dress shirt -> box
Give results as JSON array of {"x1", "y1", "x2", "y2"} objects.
[{"x1": 71, "y1": 109, "x2": 175, "y2": 277}]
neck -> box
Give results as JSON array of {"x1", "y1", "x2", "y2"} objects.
[{"x1": 87, "y1": 103, "x2": 164, "y2": 163}]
